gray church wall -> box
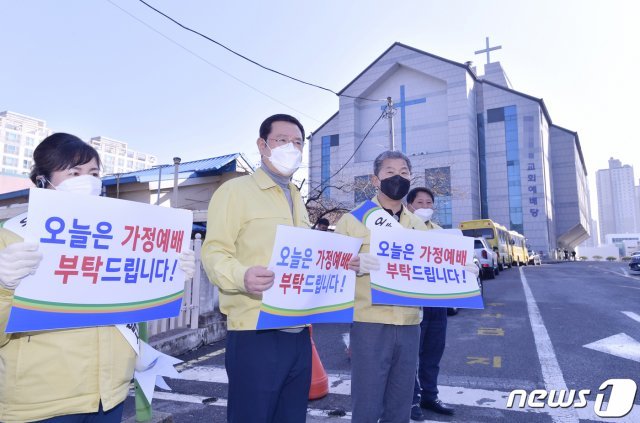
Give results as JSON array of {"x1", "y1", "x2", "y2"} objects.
[
  {"x1": 480, "y1": 83, "x2": 554, "y2": 254},
  {"x1": 307, "y1": 43, "x2": 584, "y2": 257},
  {"x1": 550, "y1": 126, "x2": 590, "y2": 247}
]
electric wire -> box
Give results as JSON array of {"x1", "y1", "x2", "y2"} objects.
[
  {"x1": 136, "y1": 0, "x2": 385, "y2": 102},
  {"x1": 106, "y1": 0, "x2": 320, "y2": 122},
  {"x1": 314, "y1": 109, "x2": 386, "y2": 191},
  {"x1": 109, "y1": 0, "x2": 393, "y2": 191}
]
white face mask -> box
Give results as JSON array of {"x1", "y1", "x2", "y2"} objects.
[
  {"x1": 413, "y1": 207, "x2": 434, "y2": 222},
  {"x1": 52, "y1": 175, "x2": 103, "y2": 196},
  {"x1": 265, "y1": 142, "x2": 302, "y2": 176}
]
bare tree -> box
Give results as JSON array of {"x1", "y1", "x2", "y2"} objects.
[{"x1": 304, "y1": 176, "x2": 378, "y2": 226}]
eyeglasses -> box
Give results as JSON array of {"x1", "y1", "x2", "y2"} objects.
[{"x1": 267, "y1": 138, "x2": 304, "y2": 148}]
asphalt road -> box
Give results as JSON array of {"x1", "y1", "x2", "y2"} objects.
[{"x1": 123, "y1": 261, "x2": 640, "y2": 422}]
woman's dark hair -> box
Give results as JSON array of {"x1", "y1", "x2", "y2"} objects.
[
  {"x1": 259, "y1": 114, "x2": 305, "y2": 141},
  {"x1": 407, "y1": 187, "x2": 435, "y2": 204},
  {"x1": 29, "y1": 133, "x2": 102, "y2": 185}
]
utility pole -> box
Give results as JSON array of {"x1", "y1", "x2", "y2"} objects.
[
  {"x1": 156, "y1": 166, "x2": 163, "y2": 206},
  {"x1": 172, "y1": 157, "x2": 181, "y2": 208},
  {"x1": 384, "y1": 97, "x2": 396, "y2": 150}
]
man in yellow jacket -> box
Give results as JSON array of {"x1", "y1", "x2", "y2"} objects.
[
  {"x1": 202, "y1": 114, "x2": 312, "y2": 423},
  {"x1": 335, "y1": 151, "x2": 429, "y2": 423}
]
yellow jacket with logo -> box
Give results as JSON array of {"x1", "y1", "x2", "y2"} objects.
[
  {"x1": 425, "y1": 220, "x2": 442, "y2": 230},
  {"x1": 0, "y1": 228, "x2": 136, "y2": 423},
  {"x1": 335, "y1": 197, "x2": 429, "y2": 325},
  {"x1": 201, "y1": 167, "x2": 311, "y2": 330}
]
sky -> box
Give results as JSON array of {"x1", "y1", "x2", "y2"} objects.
[{"x1": 2, "y1": 0, "x2": 639, "y2": 221}]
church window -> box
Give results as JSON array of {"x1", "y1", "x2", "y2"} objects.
[{"x1": 487, "y1": 107, "x2": 505, "y2": 123}]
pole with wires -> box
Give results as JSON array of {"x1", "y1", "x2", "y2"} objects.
[{"x1": 384, "y1": 97, "x2": 396, "y2": 150}]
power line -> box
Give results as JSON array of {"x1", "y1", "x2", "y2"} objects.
[
  {"x1": 315, "y1": 109, "x2": 386, "y2": 190},
  {"x1": 105, "y1": 0, "x2": 320, "y2": 122},
  {"x1": 136, "y1": 0, "x2": 385, "y2": 102}
]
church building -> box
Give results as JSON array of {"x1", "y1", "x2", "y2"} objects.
[{"x1": 308, "y1": 42, "x2": 590, "y2": 256}]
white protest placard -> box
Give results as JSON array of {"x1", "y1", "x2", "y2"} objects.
[
  {"x1": 256, "y1": 225, "x2": 363, "y2": 329},
  {"x1": 369, "y1": 226, "x2": 483, "y2": 309},
  {"x1": 6, "y1": 188, "x2": 192, "y2": 332}
]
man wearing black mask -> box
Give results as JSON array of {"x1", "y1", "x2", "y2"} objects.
[{"x1": 335, "y1": 150, "x2": 429, "y2": 423}]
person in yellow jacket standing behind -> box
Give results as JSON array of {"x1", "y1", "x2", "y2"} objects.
[
  {"x1": 334, "y1": 151, "x2": 429, "y2": 423},
  {"x1": 0, "y1": 133, "x2": 195, "y2": 423},
  {"x1": 406, "y1": 187, "x2": 455, "y2": 421},
  {"x1": 201, "y1": 114, "x2": 312, "y2": 423}
]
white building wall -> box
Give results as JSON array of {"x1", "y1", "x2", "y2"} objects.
[
  {"x1": 0, "y1": 111, "x2": 52, "y2": 178},
  {"x1": 89, "y1": 136, "x2": 157, "y2": 175},
  {"x1": 549, "y1": 126, "x2": 590, "y2": 248},
  {"x1": 596, "y1": 160, "x2": 637, "y2": 242},
  {"x1": 636, "y1": 181, "x2": 640, "y2": 232}
]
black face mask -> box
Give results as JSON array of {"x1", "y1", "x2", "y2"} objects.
[{"x1": 380, "y1": 175, "x2": 411, "y2": 200}]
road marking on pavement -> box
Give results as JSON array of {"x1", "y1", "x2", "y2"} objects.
[
  {"x1": 493, "y1": 356, "x2": 502, "y2": 368},
  {"x1": 622, "y1": 311, "x2": 640, "y2": 324},
  {"x1": 582, "y1": 312, "x2": 640, "y2": 363},
  {"x1": 176, "y1": 348, "x2": 226, "y2": 371},
  {"x1": 178, "y1": 365, "x2": 353, "y2": 395},
  {"x1": 156, "y1": 369, "x2": 640, "y2": 421},
  {"x1": 467, "y1": 356, "x2": 502, "y2": 368},
  {"x1": 518, "y1": 267, "x2": 579, "y2": 423},
  {"x1": 477, "y1": 327, "x2": 504, "y2": 336},
  {"x1": 583, "y1": 333, "x2": 640, "y2": 363},
  {"x1": 163, "y1": 365, "x2": 640, "y2": 421},
  {"x1": 481, "y1": 312, "x2": 503, "y2": 318},
  {"x1": 341, "y1": 332, "x2": 350, "y2": 352},
  {"x1": 597, "y1": 267, "x2": 640, "y2": 281},
  {"x1": 145, "y1": 392, "x2": 358, "y2": 419},
  {"x1": 617, "y1": 285, "x2": 640, "y2": 290}
]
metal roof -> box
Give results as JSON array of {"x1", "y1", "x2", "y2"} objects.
[
  {"x1": 0, "y1": 153, "x2": 254, "y2": 200},
  {"x1": 101, "y1": 153, "x2": 254, "y2": 186}
]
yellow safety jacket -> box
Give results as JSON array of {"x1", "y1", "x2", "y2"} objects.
[
  {"x1": 334, "y1": 197, "x2": 429, "y2": 325},
  {"x1": 0, "y1": 228, "x2": 136, "y2": 422},
  {"x1": 201, "y1": 167, "x2": 311, "y2": 330}
]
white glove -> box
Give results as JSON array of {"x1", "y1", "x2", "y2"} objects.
[
  {"x1": 178, "y1": 249, "x2": 196, "y2": 279},
  {"x1": 0, "y1": 242, "x2": 43, "y2": 290},
  {"x1": 358, "y1": 253, "x2": 380, "y2": 275},
  {"x1": 464, "y1": 262, "x2": 480, "y2": 278}
]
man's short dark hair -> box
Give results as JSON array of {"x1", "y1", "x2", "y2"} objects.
[
  {"x1": 316, "y1": 218, "x2": 330, "y2": 227},
  {"x1": 259, "y1": 114, "x2": 305, "y2": 141},
  {"x1": 373, "y1": 150, "x2": 412, "y2": 176},
  {"x1": 407, "y1": 187, "x2": 435, "y2": 204}
]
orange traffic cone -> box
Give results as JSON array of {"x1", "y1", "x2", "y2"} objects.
[{"x1": 308, "y1": 326, "x2": 329, "y2": 400}]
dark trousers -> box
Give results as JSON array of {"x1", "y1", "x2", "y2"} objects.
[
  {"x1": 413, "y1": 307, "x2": 448, "y2": 404},
  {"x1": 225, "y1": 328, "x2": 312, "y2": 423},
  {"x1": 35, "y1": 402, "x2": 124, "y2": 423},
  {"x1": 351, "y1": 322, "x2": 420, "y2": 423}
]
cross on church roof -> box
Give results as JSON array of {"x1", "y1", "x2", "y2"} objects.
[{"x1": 474, "y1": 36, "x2": 502, "y2": 65}]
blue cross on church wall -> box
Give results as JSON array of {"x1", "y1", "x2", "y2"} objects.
[{"x1": 380, "y1": 85, "x2": 426, "y2": 153}]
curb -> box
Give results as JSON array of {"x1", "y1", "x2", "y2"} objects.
[
  {"x1": 122, "y1": 410, "x2": 173, "y2": 423},
  {"x1": 149, "y1": 311, "x2": 227, "y2": 357}
]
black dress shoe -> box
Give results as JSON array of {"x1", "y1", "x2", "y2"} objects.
[
  {"x1": 410, "y1": 404, "x2": 425, "y2": 421},
  {"x1": 420, "y1": 398, "x2": 455, "y2": 415}
]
